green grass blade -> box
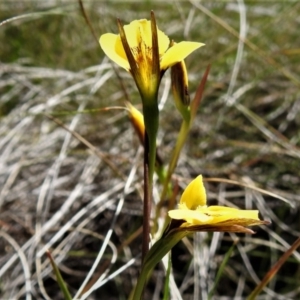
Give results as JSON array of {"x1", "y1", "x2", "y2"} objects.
[
  {"x1": 208, "y1": 240, "x2": 237, "y2": 300},
  {"x1": 46, "y1": 250, "x2": 72, "y2": 300}
]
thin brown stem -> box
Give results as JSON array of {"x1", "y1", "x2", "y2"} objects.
[
  {"x1": 247, "y1": 236, "x2": 300, "y2": 300},
  {"x1": 78, "y1": 0, "x2": 98, "y2": 44}
]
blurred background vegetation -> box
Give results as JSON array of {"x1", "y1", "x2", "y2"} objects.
[{"x1": 0, "y1": 1, "x2": 299, "y2": 299}]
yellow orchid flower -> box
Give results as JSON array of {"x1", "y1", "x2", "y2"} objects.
[
  {"x1": 168, "y1": 175, "x2": 268, "y2": 233},
  {"x1": 99, "y1": 20, "x2": 203, "y2": 73},
  {"x1": 99, "y1": 12, "x2": 204, "y2": 101}
]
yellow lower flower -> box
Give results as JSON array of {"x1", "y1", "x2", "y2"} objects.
[{"x1": 168, "y1": 175, "x2": 269, "y2": 232}]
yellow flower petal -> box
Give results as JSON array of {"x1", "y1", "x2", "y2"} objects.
[
  {"x1": 100, "y1": 19, "x2": 171, "y2": 73},
  {"x1": 99, "y1": 33, "x2": 129, "y2": 70},
  {"x1": 123, "y1": 20, "x2": 170, "y2": 55},
  {"x1": 198, "y1": 206, "x2": 260, "y2": 224},
  {"x1": 180, "y1": 175, "x2": 206, "y2": 209},
  {"x1": 168, "y1": 205, "x2": 261, "y2": 227},
  {"x1": 206, "y1": 206, "x2": 259, "y2": 217},
  {"x1": 123, "y1": 20, "x2": 145, "y2": 48},
  {"x1": 160, "y1": 41, "x2": 205, "y2": 70},
  {"x1": 156, "y1": 27, "x2": 170, "y2": 56},
  {"x1": 168, "y1": 209, "x2": 211, "y2": 224}
]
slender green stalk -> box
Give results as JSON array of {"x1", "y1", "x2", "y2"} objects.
[
  {"x1": 46, "y1": 251, "x2": 72, "y2": 300},
  {"x1": 153, "y1": 118, "x2": 191, "y2": 232},
  {"x1": 163, "y1": 253, "x2": 172, "y2": 300},
  {"x1": 143, "y1": 102, "x2": 159, "y2": 183},
  {"x1": 160, "y1": 118, "x2": 190, "y2": 204},
  {"x1": 208, "y1": 241, "x2": 237, "y2": 300},
  {"x1": 156, "y1": 65, "x2": 210, "y2": 218}
]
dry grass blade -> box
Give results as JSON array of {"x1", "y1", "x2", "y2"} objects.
[
  {"x1": 0, "y1": 230, "x2": 32, "y2": 300},
  {"x1": 206, "y1": 177, "x2": 295, "y2": 207}
]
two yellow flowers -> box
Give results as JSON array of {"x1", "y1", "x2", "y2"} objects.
[
  {"x1": 99, "y1": 14, "x2": 267, "y2": 233},
  {"x1": 99, "y1": 14, "x2": 269, "y2": 300}
]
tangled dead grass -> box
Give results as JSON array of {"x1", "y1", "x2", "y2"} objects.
[{"x1": 0, "y1": 1, "x2": 300, "y2": 299}]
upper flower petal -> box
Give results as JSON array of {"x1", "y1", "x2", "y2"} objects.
[
  {"x1": 156, "y1": 26, "x2": 170, "y2": 56},
  {"x1": 160, "y1": 41, "x2": 205, "y2": 70},
  {"x1": 123, "y1": 19, "x2": 169, "y2": 56},
  {"x1": 99, "y1": 33, "x2": 129, "y2": 70},
  {"x1": 123, "y1": 20, "x2": 146, "y2": 47},
  {"x1": 180, "y1": 175, "x2": 206, "y2": 209}
]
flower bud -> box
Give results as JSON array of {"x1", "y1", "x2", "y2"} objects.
[
  {"x1": 126, "y1": 102, "x2": 145, "y2": 144},
  {"x1": 171, "y1": 57, "x2": 191, "y2": 121}
]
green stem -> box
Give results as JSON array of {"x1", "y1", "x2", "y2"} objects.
[
  {"x1": 46, "y1": 251, "x2": 72, "y2": 300},
  {"x1": 155, "y1": 118, "x2": 191, "y2": 222},
  {"x1": 143, "y1": 103, "x2": 159, "y2": 183},
  {"x1": 208, "y1": 241, "x2": 237, "y2": 300},
  {"x1": 131, "y1": 230, "x2": 187, "y2": 300}
]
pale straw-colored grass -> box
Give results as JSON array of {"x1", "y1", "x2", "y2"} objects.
[{"x1": 0, "y1": 1, "x2": 300, "y2": 299}]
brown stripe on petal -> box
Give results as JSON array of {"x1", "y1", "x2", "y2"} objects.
[{"x1": 117, "y1": 19, "x2": 140, "y2": 81}]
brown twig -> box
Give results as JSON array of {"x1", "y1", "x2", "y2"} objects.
[
  {"x1": 78, "y1": 0, "x2": 98, "y2": 44},
  {"x1": 247, "y1": 236, "x2": 300, "y2": 300}
]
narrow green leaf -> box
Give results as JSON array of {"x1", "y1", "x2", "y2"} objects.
[
  {"x1": 162, "y1": 253, "x2": 172, "y2": 300},
  {"x1": 208, "y1": 240, "x2": 237, "y2": 300},
  {"x1": 46, "y1": 250, "x2": 72, "y2": 300},
  {"x1": 131, "y1": 230, "x2": 187, "y2": 300}
]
